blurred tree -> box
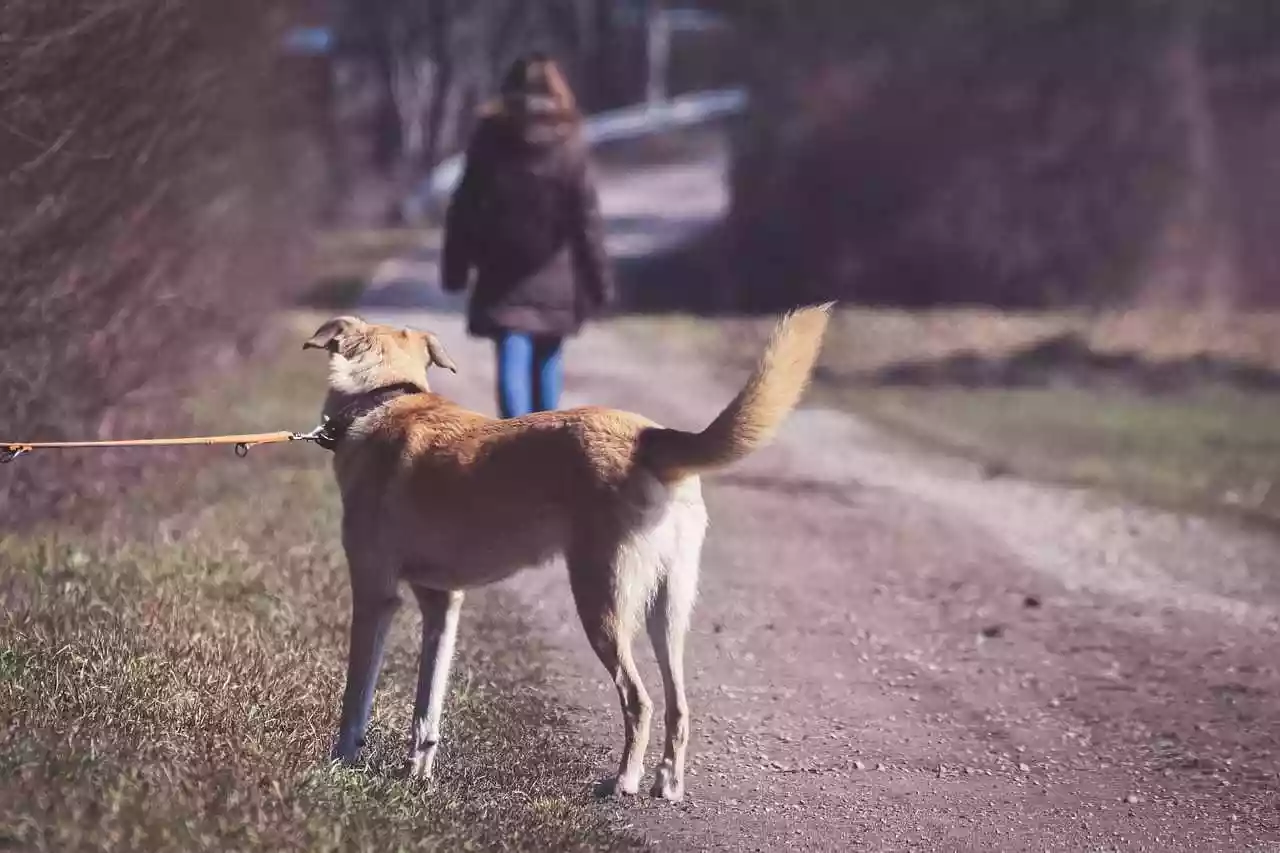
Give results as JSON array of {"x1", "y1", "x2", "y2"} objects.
[
  {"x1": 0, "y1": 0, "x2": 322, "y2": 521},
  {"x1": 323, "y1": 0, "x2": 663, "y2": 222},
  {"x1": 331, "y1": 0, "x2": 635, "y2": 176},
  {"x1": 707, "y1": 0, "x2": 1280, "y2": 310}
]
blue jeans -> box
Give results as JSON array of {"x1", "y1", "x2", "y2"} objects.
[{"x1": 495, "y1": 332, "x2": 564, "y2": 418}]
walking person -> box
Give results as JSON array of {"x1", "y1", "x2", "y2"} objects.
[{"x1": 442, "y1": 53, "x2": 614, "y2": 418}]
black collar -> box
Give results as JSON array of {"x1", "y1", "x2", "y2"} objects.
[{"x1": 316, "y1": 381, "x2": 426, "y2": 451}]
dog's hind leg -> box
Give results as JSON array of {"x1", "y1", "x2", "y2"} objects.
[
  {"x1": 646, "y1": 509, "x2": 705, "y2": 802},
  {"x1": 568, "y1": 542, "x2": 655, "y2": 796},
  {"x1": 332, "y1": 582, "x2": 401, "y2": 764},
  {"x1": 407, "y1": 586, "x2": 464, "y2": 779}
]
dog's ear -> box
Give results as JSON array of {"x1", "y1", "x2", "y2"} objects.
[
  {"x1": 304, "y1": 317, "x2": 365, "y2": 353},
  {"x1": 421, "y1": 332, "x2": 458, "y2": 373}
]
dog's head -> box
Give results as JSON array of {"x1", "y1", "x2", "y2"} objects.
[{"x1": 304, "y1": 316, "x2": 458, "y2": 393}]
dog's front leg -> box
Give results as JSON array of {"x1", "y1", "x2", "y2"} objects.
[
  {"x1": 407, "y1": 587, "x2": 465, "y2": 779},
  {"x1": 331, "y1": 589, "x2": 401, "y2": 764}
]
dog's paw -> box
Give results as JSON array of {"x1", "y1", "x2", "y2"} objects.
[
  {"x1": 404, "y1": 759, "x2": 434, "y2": 781},
  {"x1": 650, "y1": 767, "x2": 684, "y2": 802},
  {"x1": 329, "y1": 729, "x2": 371, "y2": 766},
  {"x1": 616, "y1": 775, "x2": 641, "y2": 797},
  {"x1": 406, "y1": 744, "x2": 439, "y2": 780},
  {"x1": 593, "y1": 774, "x2": 641, "y2": 798}
]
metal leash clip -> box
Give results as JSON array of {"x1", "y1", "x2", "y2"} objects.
[
  {"x1": 291, "y1": 416, "x2": 338, "y2": 451},
  {"x1": 0, "y1": 445, "x2": 31, "y2": 464}
]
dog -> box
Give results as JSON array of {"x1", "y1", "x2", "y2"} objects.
[{"x1": 304, "y1": 303, "x2": 832, "y2": 801}]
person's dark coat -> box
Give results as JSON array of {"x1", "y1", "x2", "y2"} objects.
[{"x1": 441, "y1": 94, "x2": 614, "y2": 339}]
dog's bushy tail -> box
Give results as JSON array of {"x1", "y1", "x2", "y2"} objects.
[{"x1": 638, "y1": 303, "x2": 834, "y2": 483}]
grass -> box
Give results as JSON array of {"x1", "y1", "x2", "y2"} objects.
[
  {"x1": 311, "y1": 228, "x2": 440, "y2": 282},
  {"x1": 0, "y1": 318, "x2": 644, "y2": 852},
  {"x1": 616, "y1": 306, "x2": 1280, "y2": 527},
  {"x1": 302, "y1": 228, "x2": 442, "y2": 310},
  {"x1": 837, "y1": 385, "x2": 1280, "y2": 524}
]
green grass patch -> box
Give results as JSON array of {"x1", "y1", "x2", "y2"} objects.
[
  {"x1": 311, "y1": 227, "x2": 440, "y2": 281},
  {"x1": 834, "y1": 385, "x2": 1280, "y2": 526},
  {"x1": 302, "y1": 227, "x2": 443, "y2": 311},
  {"x1": 0, "y1": 323, "x2": 642, "y2": 852},
  {"x1": 298, "y1": 275, "x2": 369, "y2": 310},
  {"x1": 616, "y1": 307, "x2": 1280, "y2": 527}
]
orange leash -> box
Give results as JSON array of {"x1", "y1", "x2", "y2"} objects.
[{"x1": 1, "y1": 421, "x2": 331, "y2": 464}]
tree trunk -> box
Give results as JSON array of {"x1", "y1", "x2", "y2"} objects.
[
  {"x1": 422, "y1": 0, "x2": 456, "y2": 171},
  {"x1": 1144, "y1": 0, "x2": 1241, "y2": 310},
  {"x1": 315, "y1": 57, "x2": 347, "y2": 224},
  {"x1": 645, "y1": 0, "x2": 670, "y2": 106},
  {"x1": 590, "y1": 1, "x2": 624, "y2": 108},
  {"x1": 370, "y1": 40, "x2": 403, "y2": 175}
]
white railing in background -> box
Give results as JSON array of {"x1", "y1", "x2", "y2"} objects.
[{"x1": 413, "y1": 86, "x2": 749, "y2": 215}]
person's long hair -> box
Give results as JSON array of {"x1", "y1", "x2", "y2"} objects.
[{"x1": 484, "y1": 53, "x2": 581, "y2": 121}]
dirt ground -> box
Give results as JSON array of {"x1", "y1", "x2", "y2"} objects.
[
  {"x1": 351, "y1": 140, "x2": 1280, "y2": 852},
  {"x1": 363, "y1": 304, "x2": 1279, "y2": 852}
]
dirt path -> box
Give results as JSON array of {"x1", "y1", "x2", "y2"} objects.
[{"x1": 361, "y1": 146, "x2": 1280, "y2": 852}]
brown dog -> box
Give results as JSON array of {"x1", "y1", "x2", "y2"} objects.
[{"x1": 304, "y1": 304, "x2": 832, "y2": 801}]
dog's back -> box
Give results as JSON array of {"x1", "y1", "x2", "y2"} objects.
[
  {"x1": 343, "y1": 400, "x2": 668, "y2": 588},
  {"x1": 338, "y1": 304, "x2": 833, "y2": 589}
]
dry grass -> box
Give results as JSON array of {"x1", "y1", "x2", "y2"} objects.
[
  {"x1": 301, "y1": 228, "x2": 442, "y2": 311},
  {"x1": 0, "y1": 0, "x2": 321, "y2": 523},
  {"x1": 635, "y1": 306, "x2": 1280, "y2": 375},
  {"x1": 0, "y1": 322, "x2": 642, "y2": 852},
  {"x1": 618, "y1": 306, "x2": 1280, "y2": 527},
  {"x1": 841, "y1": 385, "x2": 1280, "y2": 526},
  {"x1": 310, "y1": 228, "x2": 441, "y2": 284}
]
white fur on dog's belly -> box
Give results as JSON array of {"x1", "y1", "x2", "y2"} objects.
[
  {"x1": 393, "y1": 471, "x2": 679, "y2": 591},
  {"x1": 396, "y1": 509, "x2": 570, "y2": 589}
]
